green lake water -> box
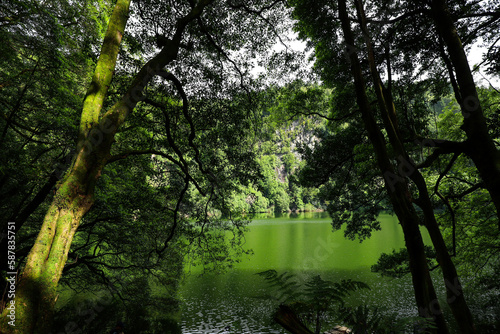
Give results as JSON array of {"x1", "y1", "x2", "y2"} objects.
[{"x1": 179, "y1": 212, "x2": 426, "y2": 333}]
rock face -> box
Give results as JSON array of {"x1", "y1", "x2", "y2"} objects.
[{"x1": 324, "y1": 325, "x2": 352, "y2": 334}]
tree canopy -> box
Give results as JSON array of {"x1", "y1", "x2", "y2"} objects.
[{"x1": 0, "y1": 0, "x2": 499, "y2": 333}]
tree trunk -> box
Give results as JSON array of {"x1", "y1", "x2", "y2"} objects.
[
  {"x1": 338, "y1": 1, "x2": 448, "y2": 332},
  {"x1": 416, "y1": 185, "x2": 477, "y2": 334},
  {"x1": 0, "y1": 0, "x2": 131, "y2": 332},
  {"x1": 0, "y1": 140, "x2": 108, "y2": 331},
  {"x1": 430, "y1": 0, "x2": 500, "y2": 227},
  {"x1": 0, "y1": 0, "x2": 214, "y2": 331},
  {"x1": 353, "y1": 1, "x2": 476, "y2": 332},
  {"x1": 3, "y1": 190, "x2": 92, "y2": 333},
  {"x1": 315, "y1": 311, "x2": 321, "y2": 334},
  {"x1": 274, "y1": 305, "x2": 314, "y2": 334}
]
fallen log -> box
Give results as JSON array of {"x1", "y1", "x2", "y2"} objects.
[{"x1": 273, "y1": 304, "x2": 314, "y2": 334}]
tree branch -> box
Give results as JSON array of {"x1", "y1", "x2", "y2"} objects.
[
  {"x1": 157, "y1": 70, "x2": 215, "y2": 181},
  {"x1": 227, "y1": 0, "x2": 289, "y2": 47},
  {"x1": 196, "y1": 16, "x2": 253, "y2": 102},
  {"x1": 156, "y1": 176, "x2": 190, "y2": 255},
  {"x1": 364, "y1": 8, "x2": 429, "y2": 25},
  {"x1": 433, "y1": 152, "x2": 460, "y2": 256},
  {"x1": 287, "y1": 109, "x2": 355, "y2": 122},
  {"x1": 99, "y1": 0, "x2": 215, "y2": 139},
  {"x1": 107, "y1": 148, "x2": 179, "y2": 166},
  {"x1": 448, "y1": 182, "x2": 485, "y2": 199},
  {"x1": 415, "y1": 139, "x2": 466, "y2": 168}
]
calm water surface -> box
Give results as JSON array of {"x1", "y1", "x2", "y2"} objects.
[{"x1": 179, "y1": 212, "x2": 426, "y2": 333}]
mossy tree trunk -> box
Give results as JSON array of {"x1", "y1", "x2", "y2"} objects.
[
  {"x1": 6, "y1": 151, "x2": 103, "y2": 333},
  {"x1": 0, "y1": 0, "x2": 129, "y2": 332},
  {"x1": 0, "y1": 0, "x2": 215, "y2": 330}
]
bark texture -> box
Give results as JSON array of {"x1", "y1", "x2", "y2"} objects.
[
  {"x1": 0, "y1": 1, "x2": 215, "y2": 332},
  {"x1": 430, "y1": 0, "x2": 500, "y2": 226},
  {"x1": 354, "y1": 1, "x2": 476, "y2": 332},
  {"x1": 338, "y1": 0, "x2": 449, "y2": 332},
  {"x1": 0, "y1": 0, "x2": 131, "y2": 332},
  {"x1": 274, "y1": 305, "x2": 314, "y2": 334},
  {"x1": 79, "y1": 0, "x2": 131, "y2": 145}
]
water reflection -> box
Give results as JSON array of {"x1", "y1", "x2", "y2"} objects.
[{"x1": 180, "y1": 213, "x2": 420, "y2": 333}]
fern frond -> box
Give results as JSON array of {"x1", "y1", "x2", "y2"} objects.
[
  {"x1": 257, "y1": 270, "x2": 301, "y2": 303},
  {"x1": 257, "y1": 270, "x2": 371, "y2": 334}
]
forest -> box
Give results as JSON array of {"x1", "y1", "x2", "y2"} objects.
[{"x1": 0, "y1": 0, "x2": 499, "y2": 333}]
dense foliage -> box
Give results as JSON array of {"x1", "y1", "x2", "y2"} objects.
[
  {"x1": 229, "y1": 99, "x2": 326, "y2": 214},
  {"x1": 0, "y1": 0, "x2": 499, "y2": 333}
]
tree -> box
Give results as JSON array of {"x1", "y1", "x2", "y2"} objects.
[
  {"x1": 428, "y1": 0, "x2": 500, "y2": 224},
  {"x1": 438, "y1": 87, "x2": 500, "y2": 274},
  {"x1": 0, "y1": 0, "x2": 296, "y2": 332},
  {"x1": 0, "y1": 0, "x2": 109, "y2": 278},
  {"x1": 287, "y1": 0, "x2": 490, "y2": 332}
]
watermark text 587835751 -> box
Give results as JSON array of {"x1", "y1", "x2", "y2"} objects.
[{"x1": 5, "y1": 221, "x2": 17, "y2": 327}]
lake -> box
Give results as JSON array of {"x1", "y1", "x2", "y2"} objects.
[{"x1": 179, "y1": 212, "x2": 426, "y2": 333}]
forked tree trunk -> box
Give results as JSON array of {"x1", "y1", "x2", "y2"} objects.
[
  {"x1": 0, "y1": 0, "x2": 131, "y2": 332},
  {"x1": 430, "y1": 0, "x2": 500, "y2": 227},
  {"x1": 337, "y1": 0, "x2": 449, "y2": 332},
  {"x1": 5, "y1": 184, "x2": 92, "y2": 333},
  {"x1": 0, "y1": 0, "x2": 213, "y2": 331},
  {"x1": 0, "y1": 110, "x2": 119, "y2": 332},
  {"x1": 353, "y1": 1, "x2": 476, "y2": 332},
  {"x1": 0, "y1": 134, "x2": 112, "y2": 332}
]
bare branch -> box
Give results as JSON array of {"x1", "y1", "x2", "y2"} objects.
[
  {"x1": 287, "y1": 109, "x2": 355, "y2": 122},
  {"x1": 156, "y1": 176, "x2": 190, "y2": 255},
  {"x1": 415, "y1": 139, "x2": 466, "y2": 168},
  {"x1": 433, "y1": 152, "x2": 460, "y2": 255}
]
